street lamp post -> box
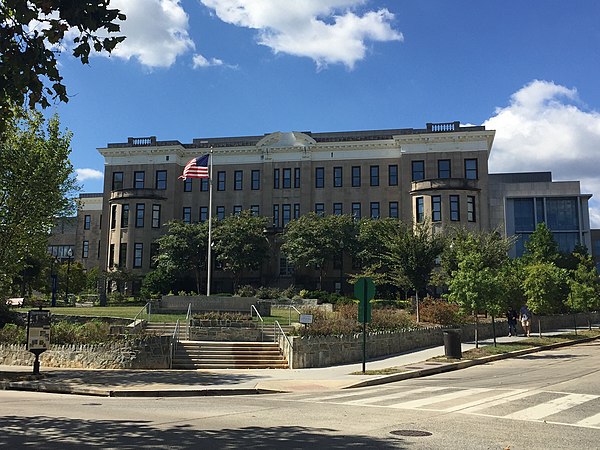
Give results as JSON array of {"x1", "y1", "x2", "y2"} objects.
[
  {"x1": 51, "y1": 257, "x2": 59, "y2": 307},
  {"x1": 65, "y1": 247, "x2": 73, "y2": 305}
]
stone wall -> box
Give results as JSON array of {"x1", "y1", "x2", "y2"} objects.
[
  {"x1": 0, "y1": 336, "x2": 171, "y2": 369},
  {"x1": 189, "y1": 326, "x2": 262, "y2": 342},
  {"x1": 158, "y1": 296, "x2": 271, "y2": 316}
]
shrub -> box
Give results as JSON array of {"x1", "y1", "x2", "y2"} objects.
[
  {"x1": 0, "y1": 323, "x2": 26, "y2": 344},
  {"x1": 255, "y1": 286, "x2": 282, "y2": 300},
  {"x1": 420, "y1": 298, "x2": 466, "y2": 325},
  {"x1": 236, "y1": 285, "x2": 256, "y2": 297},
  {"x1": 371, "y1": 307, "x2": 414, "y2": 331}
]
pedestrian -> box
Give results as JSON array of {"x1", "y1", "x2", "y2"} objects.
[
  {"x1": 506, "y1": 308, "x2": 518, "y2": 336},
  {"x1": 520, "y1": 304, "x2": 532, "y2": 337}
]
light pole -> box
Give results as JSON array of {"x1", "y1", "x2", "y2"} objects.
[
  {"x1": 51, "y1": 257, "x2": 59, "y2": 307},
  {"x1": 65, "y1": 247, "x2": 73, "y2": 305}
]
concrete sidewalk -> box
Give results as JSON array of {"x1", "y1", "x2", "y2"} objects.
[{"x1": 1, "y1": 330, "x2": 597, "y2": 397}]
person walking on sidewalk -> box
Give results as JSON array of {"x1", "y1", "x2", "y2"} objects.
[
  {"x1": 520, "y1": 304, "x2": 532, "y2": 337},
  {"x1": 506, "y1": 308, "x2": 518, "y2": 336}
]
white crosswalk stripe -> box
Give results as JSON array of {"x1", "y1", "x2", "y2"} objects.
[{"x1": 504, "y1": 393, "x2": 597, "y2": 421}]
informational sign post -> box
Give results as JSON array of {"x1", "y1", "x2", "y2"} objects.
[
  {"x1": 27, "y1": 309, "x2": 51, "y2": 374},
  {"x1": 354, "y1": 277, "x2": 376, "y2": 373}
]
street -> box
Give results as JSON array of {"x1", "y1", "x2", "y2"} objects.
[{"x1": 1, "y1": 340, "x2": 599, "y2": 449}]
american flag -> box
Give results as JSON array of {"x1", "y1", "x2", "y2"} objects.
[{"x1": 179, "y1": 154, "x2": 210, "y2": 179}]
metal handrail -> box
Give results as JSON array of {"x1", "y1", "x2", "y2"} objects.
[
  {"x1": 185, "y1": 303, "x2": 192, "y2": 340},
  {"x1": 133, "y1": 301, "x2": 152, "y2": 323},
  {"x1": 170, "y1": 319, "x2": 180, "y2": 369},
  {"x1": 288, "y1": 305, "x2": 301, "y2": 325},
  {"x1": 250, "y1": 305, "x2": 264, "y2": 341},
  {"x1": 274, "y1": 320, "x2": 293, "y2": 349}
]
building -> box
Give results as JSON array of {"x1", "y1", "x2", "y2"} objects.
[{"x1": 50, "y1": 121, "x2": 593, "y2": 294}]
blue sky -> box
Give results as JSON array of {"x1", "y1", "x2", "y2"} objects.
[{"x1": 51, "y1": 1, "x2": 600, "y2": 225}]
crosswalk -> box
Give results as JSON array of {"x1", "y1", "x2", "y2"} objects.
[{"x1": 276, "y1": 385, "x2": 600, "y2": 430}]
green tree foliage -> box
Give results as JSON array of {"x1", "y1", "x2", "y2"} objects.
[
  {"x1": 567, "y1": 253, "x2": 600, "y2": 328},
  {"x1": 523, "y1": 262, "x2": 568, "y2": 315},
  {"x1": 0, "y1": 108, "x2": 77, "y2": 298},
  {"x1": 212, "y1": 211, "x2": 271, "y2": 291},
  {"x1": 0, "y1": 1, "x2": 125, "y2": 128},
  {"x1": 522, "y1": 223, "x2": 560, "y2": 264}
]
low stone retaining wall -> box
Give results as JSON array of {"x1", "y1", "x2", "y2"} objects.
[
  {"x1": 0, "y1": 336, "x2": 171, "y2": 369},
  {"x1": 189, "y1": 326, "x2": 263, "y2": 342},
  {"x1": 158, "y1": 296, "x2": 271, "y2": 316}
]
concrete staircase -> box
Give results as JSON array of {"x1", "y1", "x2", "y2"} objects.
[
  {"x1": 171, "y1": 341, "x2": 288, "y2": 369},
  {"x1": 260, "y1": 323, "x2": 296, "y2": 342},
  {"x1": 145, "y1": 322, "x2": 188, "y2": 340}
]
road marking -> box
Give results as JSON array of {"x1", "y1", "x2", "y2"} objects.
[
  {"x1": 460, "y1": 389, "x2": 542, "y2": 413},
  {"x1": 442, "y1": 389, "x2": 528, "y2": 412},
  {"x1": 303, "y1": 386, "x2": 404, "y2": 403},
  {"x1": 575, "y1": 412, "x2": 600, "y2": 428},
  {"x1": 504, "y1": 393, "x2": 598, "y2": 420},
  {"x1": 344, "y1": 386, "x2": 447, "y2": 405},
  {"x1": 388, "y1": 388, "x2": 492, "y2": 409}
]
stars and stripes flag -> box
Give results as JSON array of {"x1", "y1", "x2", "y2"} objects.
[{"x1": 179, "y1": 154, "x2": 210, "y2": 179}]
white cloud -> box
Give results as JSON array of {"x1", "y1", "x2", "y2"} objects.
[
  {"x1": 200, "y1": 0, "x2": 402, "y2": 69},
  {"x1": 192, "y1": 53, "x2": 230, "y2": 68},
  {"x1": 76, "y1": 168, "x2": 104, "y2": 181},
  {"x1": 485, "y1": 80, "x2": 600, "y2": 227}
]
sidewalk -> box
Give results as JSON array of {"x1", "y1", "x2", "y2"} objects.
[{"x1": 1, "y1": 329, "x2": 596, "y2": 397}]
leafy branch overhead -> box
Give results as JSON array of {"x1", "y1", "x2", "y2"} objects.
[{"x1": 0, "y1": 1, "x2": 126, "y2": 121}]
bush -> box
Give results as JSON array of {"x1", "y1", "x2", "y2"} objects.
[
  {"x1": 0, "y1": 320, "x2": 115, "y2": 345},
  {"x1": 420, "y1": 298, "x2": 466, "y2": 325},
  {"x1": 236, "y1": 285, "x2": 256, "y2": 297},
  {"x1": 255, "y1": 286, "x2": 282, "y2": 300},
  {"x1": 371, "y1": 307, "x2": 414, "y2": 331},
  {"x1": 0, "y1": 323, "x2": 26, "y2": 344}
]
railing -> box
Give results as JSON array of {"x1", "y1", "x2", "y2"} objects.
[
  {"x1": 133, "y1": 301, "x2": 152, "y2": 324},
  {"x1": 287, "y1": 305, "x2": 301, "y2": 326},
  {"x1": 274, "y1": 320, "x2": 293, "y2": 349},
  {"x1": 169, "y1": 319, "x2": 181, "y2": 369},
  {"x1": 128, "y1": 136, "x2": 156, "y2": 146},
  {"x1": 426, "y1": 121, "x2": 460, "y2": 132},
  {"x1": 185, "y1": 303, "x2": 192, "y2": 340},
  {"x1": 250, "y1": 304, "x2": 265, "y2": 341}
]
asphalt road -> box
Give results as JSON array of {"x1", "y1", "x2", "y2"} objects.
[{"x1": 1, "y1": 340, "x2": 599, "y2": 449}]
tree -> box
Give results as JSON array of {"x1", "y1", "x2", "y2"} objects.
[
  {"x1": 212, "y1": 211, "x2": 271, "y2": 291},
  {"x1": 522, "y1": 223, "x2": 560, "y2": 264},
  {"x1": 567, "y1": 253, "x2": 600, "y2": 330},
  {"x1": 0, "y1": 1, "x2": 125, "y2": 130},
  {"x1": 0, "y1": 108, "x2": 78, "y2": 298}
]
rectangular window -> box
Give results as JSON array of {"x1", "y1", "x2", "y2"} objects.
[
  {"x1": 135, "y1": 203, "x2": 145, "y2": 227},
  {"x1": 388, "y1": 165, "x2": 398, "y2": 186},
  {"x1": 370, "y1": 202, "x2": 380, "y2": 219},
  {"x1": 412, "y1": 160, "x2": 425, "y2": 181},
  {"x1": 294, "y1": 167, "x2": 301, "y2": 188},
  {"x1": 121, "y1": 205, "x2": 129, "y2": 228},
  {"x1": 251, "y1": 170, "x2": 260, "y2": 190},
  {"x1": 467, "y1": 196, "x2": 476, "y2": 222},
  {"x1": 352, "y1": 166, "x2": 361, "y2": 187},
  {"x1": 334, "y1": 167, "x2": 343, "y2": 187},
  {"x1": 184, "y1": 178, "x2": 192, "y2": 192},
  {"x1": 234, "y1": 170, "x2": 243, "y2": 190},
  {"x1": 370, "y1": 165, "x2": 379, "y2": 186},
  {"x1": 315, "y1": 167, "x2": 324, "y2": 188},
  {"x1": 109, "y1": 244, "x2": 115, "y2": 267},
  {"x1": 416, "y1": 197, "x2": 424, "y2": 223},
  {"x1": 233, "y1": 205, "x2": 243, "y2": 215},
  {"x1": 293, "y1": 203, "x2": 300, "y2": 219},
  {"x1": 152, "y1": 204, "x2": 160, "y2": 228},
  {"x1": 134, "y1": 171, "x2": 145, "y2": 189},
  {"x1": 200, "y1": 206, "x2": 208, "y2": 222},
  {"x1": 110, "y1": 205, "x2": 117, "y2": 229},
  {"x1": 272, "y1": 204, "x2": 279, "y2": 227},
  {"x1": 183, "y1": 206, "x2": 192, "y2": 223},
  {"x1": 333, "y1": 202, "x2": 343, "y2": 215},
  {"x1": 282, "y1": 204, "x2": 291, "y2": 226},
  {"x1": 119, "y1": 243, "x2": 127, "y2": 267},
  {"x1": 432, "y1": 195, "x2": 441, "y2": 222},
  {"x1": 283, "y1": 168, "x2": 291, "y2": 189},
  {"x1": 273, "y1": 168, "x2": 280, "y2": 189},
  {"x1": 352, "y1": 202, "x2": 361, "y2": 220},
  {"x1": 82, "y1": 240, "x2": 89, "y2": 259},
  {"x1": 450, "y1": 195, "x2": 460, "y2": 221},
  {"x1": 279, "y1": 257, "x2": 293, "y2": 276},
  {"x1": 438, "y1": 160, "x2": 451, "y2": 179},
  {"x1": 546, "y1": 197, "x2": 578, "y2": 230},
  {"x1": 465, "y1": 159, "x2": 478, "y2": 180},
  {"x1": 200, "y1": 178, "x2": 209, "y2": 192},
  {"x1": 389, "y1": 201, "x2": 399, "y2": 218},
  {"x1": 217, "y1": 171, "x2": 226, "y2": 191},
  {"x1": 155, "y1": 170, "x2": 167, "y2": 190},
  {"x1": 216, "y1": 206, "x2": 225, "y2": 221},
  {"x1": 250, "y1": 205, "x2": 259, "y2": 216},
  {"x1": 315, "y1": 203, "x2": 325, "y2": 216},
  {"x1": 112, "y1": 172, "x2": 123, "y2": 190},
  {"x1": 134, "y1": 243, "x2": 143, "y2": 268},
  {"x1": 84, "y1": 215, "x2": 91, "y2": 230}
]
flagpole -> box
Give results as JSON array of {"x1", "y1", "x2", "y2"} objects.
[{"x1": 206, "y1": 147, "x2": 213, "y2": 297}]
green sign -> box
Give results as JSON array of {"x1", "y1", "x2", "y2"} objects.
[{"x1": 355, "y1": 277, "x2": 375, "y2": 323}]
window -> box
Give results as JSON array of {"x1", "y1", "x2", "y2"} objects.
[
  {"x1": 294, "y1": 168, "x2": 301, "y2": 188},
  {"x1": 293, "y1": 203, "x2": 300, "y2": 219},
  {"x1": 315, "y1": 167, "x2": 324, "y2": 188},
  {"x1": 432, "y1": 195, "x2": 441, "y2": 222},
  {"x1": 112, "y1": 171, "x2": 123, "y2": 190},
  {"x1": 370, "y1": 202, "x2": 380, "y2": 219},
  {"x1": 200, "y1": 178, "x2": 209, "y2": 192},
  {"x1": 283, "y1": 168, "x2": 291, "y2": 188},
  {"x1": 279, "y1": 257, "x2": 294, "y2": 276},
  {"x1": 282, "y1": 204, "x2": 291, "y2": 226},
  {"x1": 135, "y1": 203, "x2": 145, "y2": 227},
  {"x1": 315, "y1": 203, "x2": 325, "y2": 216},
  {"x1": 250, "y1": 205, "x2": 259, "y2": 216},
  {"x1": 388, "y1": 165, "x2": 398, "y2": 186},
  {"x1": 109, "y1": 244, "x2": 115, "y2": 267},
  {"x1": 251, "y1": 170, "x2": 260, "y2": 190},
  {"x1": 216, "y1": 206, "x2": 225, "y2": 221},
  {"x1": 333, "y1": 203, "x2": 343, "y2": 215},
  {"x1": 110, "y1": 205, "x2": 117, "y2": 229},
  {"x1": 134, "y1": 243, "x2": 143, "y2": 268},
  {"x1": 351, "y1": 202, "x2": 361, "y2": 219},
  {"x1": 352, "y1": 166, "x2": 361, "y2": 187},
  {"x1": 273, "y1": 168, "x2": 280, "y2": 189},
  {"x1": 150, "y1": 243, "x2": 159, "y2": 268},
  {"x1": 412, "y1": 161, "x2": 425, "y2": 181},
  {"x1": 467, "y1": 196, "x2": 476, "y2": 222},
  {"x1": 450, "y1": 195, "x2": 460, "y2": 221},
  {"x1": 200, "y1": 206, "x2": 208, "y2": 222},
  {"x1": 152, "y1": 204, "x2": 160, "y2": 228},
  {"x1": 183, "y1": 178, "x2": 192, "y2": 192},
  {"x1": 416, "y1": 197, "x2": 424, "y2": 223},
  {"x1": 155, "y1": 170, "x2": 167, "y2": 190},
  {"x1": 119, "y1": 243, "x2": 127, "y2": 267},
  {"x1": 183, "y1": 207, "x2": 192, "y2": 223},
  {"x1": 438, "y1": 160, "x2": 451, "y2": 179},
  {"x1": 546, "y1": 197, "x2": 578, "y2": 230},
  {"x1": 234, "y1": 170, "x2": 243, "y2": 190},
  {"x1": 217, "y1": 171, "x2": 226, "y2": 191},
  {"x1": 334, "y1": 167, "x2": 343, "y2": 187},
  {"x1": 465, "y1": 159, "x2": 478, "y2": 180},
  {"x1": 121, "y1": 205, "x2": 129, "y2": 228},
  {"x1": 233, "y1": 205, "x2": 243, "y2": 215},
  {"x1": 82, "y1": 240, "x2": 89, "y2": 259},
  {"x1": 272, "y1": 204, "x2": 279, "y2": 227},
  {"x1": 370, "y1": 166, "x2": 379, "y2": 186},
  {"x1": 134, "y1": 171, "x2": 145, "y2": 189},
  {"x1": 84, "y1": 215, "x2": 91, "y2": 230},
  {"x1": 389, "y1": 201, "x2": 399, "y2": 218}
]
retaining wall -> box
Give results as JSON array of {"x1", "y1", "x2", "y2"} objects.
[{"x1": 158, "y1": 296, "x2": 271, "y2": 316}]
